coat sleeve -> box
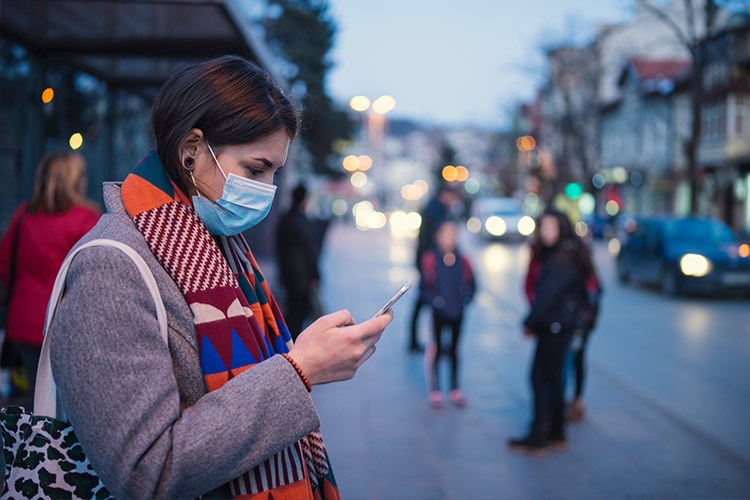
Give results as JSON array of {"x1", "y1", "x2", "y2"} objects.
[{"x1": 50, "y1": 247, "x2": 321, "y2": 499}]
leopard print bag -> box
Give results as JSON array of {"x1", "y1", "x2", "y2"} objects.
[
  {"x1": 1, "y1": 240, "x2": 168, "y2": 498},
  {"x1": 1, "y1": 406, "x2": 111, "y2": 498}
]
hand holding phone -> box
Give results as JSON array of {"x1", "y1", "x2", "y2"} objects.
[{"x1": 373, "y1": 280, "x2": 413, "y2": 318}]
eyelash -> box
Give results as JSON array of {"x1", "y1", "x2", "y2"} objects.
[{"x1": 244, "y1": 167, "x2": 264, "y2": 177}]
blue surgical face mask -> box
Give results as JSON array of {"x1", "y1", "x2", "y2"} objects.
[{"x1": 190, "y1": 141, "x2": 277, "y2": 236}]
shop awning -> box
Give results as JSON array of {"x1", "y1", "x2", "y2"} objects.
[{"x1": 1, "y1": 0, "x2": 277, "y2": 89}]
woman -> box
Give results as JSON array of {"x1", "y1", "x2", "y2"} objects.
[
  {"x1": 0, "y1": 151, "x2": 99, "y2": 406},
  {"x1": 508, "y1": 208, "x2": 589, "y2": 454},
  {"x1": 48, "y1": 56, "x2": 392, "y2": 498}
]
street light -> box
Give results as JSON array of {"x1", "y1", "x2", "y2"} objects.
[{"x1": 349, "y1": 96, "x2": 371, "y2": 112}]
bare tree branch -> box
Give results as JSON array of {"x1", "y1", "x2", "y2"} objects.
[
  {"x1": 684, "y1": 0, "x2": 697, "y2": 44},
  {"x1": 637, "y1": 0, "x2": 695, "y2": 52}
]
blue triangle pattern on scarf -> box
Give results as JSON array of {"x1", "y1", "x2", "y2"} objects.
[
  {"x1": 273, "y1": 334, "x2": 288, "y2": 355},
  {"x1": 263, "y1": 336, "x2": 275, "y2": 358},
  {"x1": 231, "y1": 329, "x2": 257, "y2": 368},
  {"x1": 201, "y1": 336, "x2": 227, "y2": 375}
]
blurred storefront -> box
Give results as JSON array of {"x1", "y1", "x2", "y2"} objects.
[{"x1": 0, "y1": 0, "x2": 277, "y2": 236}]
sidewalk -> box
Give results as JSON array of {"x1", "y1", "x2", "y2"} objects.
[{"x1": 310, "y1": 222, "x2": 750, "y2": 500}]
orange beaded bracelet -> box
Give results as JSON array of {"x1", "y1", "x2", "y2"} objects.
[{"x1": 281, "y1": 353, "x2": 312, "y2": 392}]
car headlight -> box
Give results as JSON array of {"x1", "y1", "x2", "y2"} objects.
[
  {"x1": 517, "y1": 216, "x2": 536, "y2": 236},
  {"x1": 679, "y1": 254, "x2": 712, "y2": 277},
  {"x1": 485, "y1": 216, "x2": 507, "y2": 236}
]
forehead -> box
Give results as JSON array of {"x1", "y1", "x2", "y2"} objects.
[{"x1": 222, "y1": 129, "x2": 291, "y2": 164}]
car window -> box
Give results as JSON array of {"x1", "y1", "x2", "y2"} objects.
[{"x1": 667, "y1": 219, "x2": 736, "y2": 243}]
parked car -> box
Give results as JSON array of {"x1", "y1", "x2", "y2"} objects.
[
  {"x1": 469, "y1": 196, "x2": 534, "y2": 241},
  {"x1": 617, "y1": 216, "x2": 750, "y2": 296},
  {"x1": 583, "y1": 213, "x2": 615, "y2": 240}
]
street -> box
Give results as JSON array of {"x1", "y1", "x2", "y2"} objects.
[{"x1": 310, "y1": 221, "x2": 750, "y2": 500}]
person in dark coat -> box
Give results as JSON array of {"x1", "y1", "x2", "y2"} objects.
[
  {"x1": 421, "y1": 220, "x2": 475, "y2": 409},
  {"x1": 408, "y1": 182, "x2": 463, "y2": 352},
  {"x1": 275, "y1": 184, "x2": 320, "y2": 340},
  {"x1": 508, "y1": 208, "x2": 590, "y2": 454}
]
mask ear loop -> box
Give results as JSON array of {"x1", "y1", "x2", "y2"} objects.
[
  {"x1": 205, "y1": 141, "x2": 229, "y2": 180},
  {"x1": 182, "y1": 155, "x2": 202, "y2": 197}
]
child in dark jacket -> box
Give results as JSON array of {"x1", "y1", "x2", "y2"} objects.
[{"x1": 421, "y1": 220, "x2": 476, "y2": 409}]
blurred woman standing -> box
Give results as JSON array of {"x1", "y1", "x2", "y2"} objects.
[
  {"x1": 508, "y1": 208, "x2": 591, "y2": 454},
  {"x1": 0, "y1": 152, "x2": 99, "y2": 405}
]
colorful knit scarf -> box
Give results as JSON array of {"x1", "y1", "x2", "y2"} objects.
[{"x1": 121, "y1": 151, "x2": 339, "y2": 499}]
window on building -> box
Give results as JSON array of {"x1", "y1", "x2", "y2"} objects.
[{"x1": 735, "y1": 94, "x2": 750, "y2": 138}]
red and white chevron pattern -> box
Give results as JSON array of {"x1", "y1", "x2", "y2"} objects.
[
  {"x1": 230, "y1": 442, "x2": 307, "y2": 495},
  {"x1": 134, "y1": 203, "x2": 234, "y2": 293}
]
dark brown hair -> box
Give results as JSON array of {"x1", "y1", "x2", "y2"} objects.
[
  {"x1": 150, "y1": 55, "x2": 301, "y2": 196},
  {"x1": 532, "y1": 208, "x2": 594, "y2": 277}
]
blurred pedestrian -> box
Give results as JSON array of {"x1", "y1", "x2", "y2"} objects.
[
  {"x1": 46, "y1": 56, "x2": 391, "y2": 498},
  {"x1": 524, "y1": 227, "x2": 602, "y2": 422},
  {"x1": 0, "y1": 151, "x2": 99, "y2": 407},
  {"x1": 508, "y1": 208, "x2": 590, "y2": 454},
  {"x1": 408, "y1": 182, "x2": 463, "y2": 353},
  {"x1": 421, "y1": 220, "x2": 476, "y2": 409},
  {"x1": 276, "y1": 183, "x2": 321, "y2": 340},
  {"x1": 567, "y1": 248, "x2": 602, "y2": 421}
]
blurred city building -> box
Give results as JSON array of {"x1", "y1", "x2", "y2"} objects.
[
  {"x1": 600, "y1": 58, "x2": 692, "y2": 215},
  {"x1": 518, "y1": 0, "x2": 750, "y2": 233}
]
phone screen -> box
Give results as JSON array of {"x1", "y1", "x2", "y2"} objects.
[{"x1": 373, "y1": 280, "x2": 413, "y2": 318}]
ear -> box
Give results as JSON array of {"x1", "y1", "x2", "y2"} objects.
[{"x1": 180, "y1": 128, "x2": 205, "y2": 160}]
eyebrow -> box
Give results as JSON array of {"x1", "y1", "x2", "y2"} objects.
[{"x1": 254, "y1": 157, "x2": 274, "y2": 168}]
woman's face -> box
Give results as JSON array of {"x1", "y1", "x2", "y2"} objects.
[
  {"x1": 186, "y1": 128, "x2": 291, "y2": 201},
  {"x1": 539, "y1": 214, "x2": 561, "y2": 247}
]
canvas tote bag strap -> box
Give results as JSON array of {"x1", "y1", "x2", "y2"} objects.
[{"x1": 34, "y1": 239, "x2": 168, "y2": 418}]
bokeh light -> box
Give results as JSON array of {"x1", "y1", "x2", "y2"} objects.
[
  {"x1": 592, "y1": 173, "x2": 606, "y2": 189},
  {"x1": 343, "y1": 155, "x2": 359, "y2": 171},
  {"x1": 464, "y1": 178, "x2": 480, "y2": 194},
  {"x1": 372, "y1": 95, "x2": 396, "y2": 114},
  {"x1": 613, "y1": 167, "x2": 628, "y2": 184},
  {"x1": 351, "y1": 172, "x2": 368, "y2": 188},
  {"x1": 349, "y1": 96, "x2": 370, "y2": 112},
  {"x1": 331, "y1": 199, "x2": 348, "y2": 216},
  {"x1": 608, "y1": 238, "x2": 622, "y2": 255},
  {"x1": 69, "y1": 133, "x2": 83, "y2": 150},
  {"x1": 485, "y1": 216, "x2": 507, "y2": 236},
  {"x1": 516, "y1": 135, "x2": 536, "y2": 152},
  {"x1": 467, "y1": 216, "x2": 482, "y2": 234},
  {"x1": 517, "y1": 216, "x2": 536, "y2": 236},
  {"x1": 578, "y1": 193, "x2": 596, "y2": 216},
  {"x1": 41, "y1": 87, "x2": 55, "y2": 104},
  {"x1": 442, "y1": 165, "x2": 457, "y2": 182},
  {"x1": 605, "y1": 200, "x2": 620, "y2": 216},
  {"x1": 358, "y1": 155, "x2": 373, "y2": 171},
  {"x1": 455, "y1": 166, "x2": 469, "y2": 182}
]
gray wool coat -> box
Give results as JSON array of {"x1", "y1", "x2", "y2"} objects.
[{"x1": 49, "y1": 183, "x2": 320, "y2": 499}]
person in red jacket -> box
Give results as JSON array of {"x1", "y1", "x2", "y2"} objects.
[{"x1": 0, "y1": 151, "x2": 100, "y2": 404}]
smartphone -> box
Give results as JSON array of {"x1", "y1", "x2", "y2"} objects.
[{"x1": 373, "y1": 280, "x2": 413, "y2": 318}]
